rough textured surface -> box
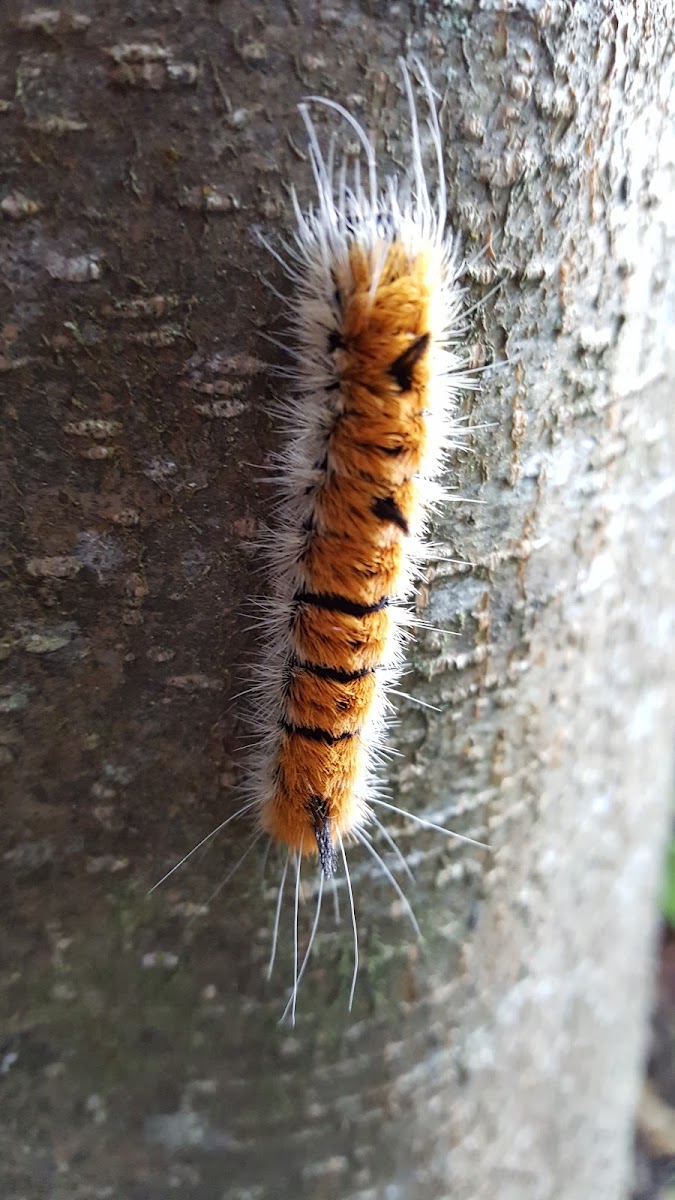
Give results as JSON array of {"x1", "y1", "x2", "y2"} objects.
[{"x1": 1, "y1": 2, "x2": 674, "y2": 1199}]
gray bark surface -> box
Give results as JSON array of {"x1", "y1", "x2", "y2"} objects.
[{"x1": 1, "y1": 3, "x2": 674, "y2": 1199}]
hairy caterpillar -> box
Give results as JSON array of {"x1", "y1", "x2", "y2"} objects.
[{"x1": 153, "y1": 59, "x2": 488, "y2": 1020}]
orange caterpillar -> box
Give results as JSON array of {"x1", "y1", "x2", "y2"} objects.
[
  {"x1": 260, "y1": 242, "x2": 440, "y2": 872},
  {"x1": 249, "y1": 61, "x2": 485, "y2": 1013},
  {"x1": 152, "y1": 61, "x2": 486, "y2": 1018}
]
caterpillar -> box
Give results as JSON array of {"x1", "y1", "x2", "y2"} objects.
[{"x1": 152, "y1": 59, "x2": 488, "y2": 1020}]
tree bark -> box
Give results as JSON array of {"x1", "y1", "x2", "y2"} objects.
[{"x1": 2, "y1": 3, "x2": 674, "y2": 1199}]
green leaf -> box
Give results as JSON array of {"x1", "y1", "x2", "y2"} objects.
[{"x1": 660, "y1": 836, "x2": 675, "y2": 929}]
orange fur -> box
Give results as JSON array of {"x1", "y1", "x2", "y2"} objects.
[
  {"x1": 264, "y1": 243, "x2": 435, "y2": 858},
  {"x1": 263, "y1": 734, "x2": 364, "y2": 855},
  {"x1": 286, "y1": 670, "x2": 378, "y2": 736}
]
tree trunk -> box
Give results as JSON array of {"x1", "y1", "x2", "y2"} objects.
[{"x1": 2, "y1": 3, "x2": 674, "y2": 1199}]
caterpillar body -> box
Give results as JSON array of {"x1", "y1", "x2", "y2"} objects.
[
  {"x1": 248, "y1": 61, "x2": 486, "y2": 1007},
  {"x1": 152, "y1": 60, "x2": 488, "y2": 1017}
]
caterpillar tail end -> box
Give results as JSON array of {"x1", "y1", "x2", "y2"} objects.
[{"x1": 310, "y1": 795, "x2": 338, "y2": 878}]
